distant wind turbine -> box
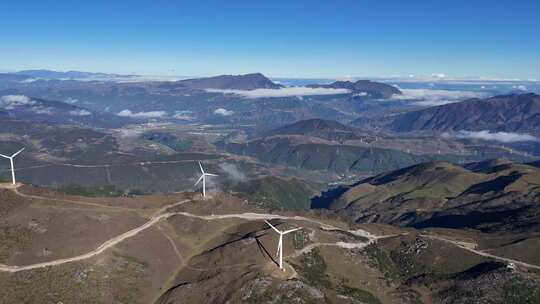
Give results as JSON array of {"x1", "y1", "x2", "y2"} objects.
[
  {"x1": 0, "y1": 147, "x2": 25, "y2": 185},
  {"x1": 195, "y1": 161, "x2": 218, "y2": 197},
  {"x1": 265, "y1": 220, "x2": 302, "y2": 270}
]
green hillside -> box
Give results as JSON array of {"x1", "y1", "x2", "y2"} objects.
[
  {"x1": 324, "y1": 160, "x2": 540, "y2": 233},
  {"x1": 230, "y1": 176, "x2": 319, "y2": 210}
]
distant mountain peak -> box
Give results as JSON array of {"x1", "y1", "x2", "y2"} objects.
[
  {"x1": 13, "y1": 69, "x2": 135, "y2": 79},
  {"x1": 166, "y1": 73, "x2": 281, "y2": 90},
  {"x1": 243, "y1": 72, "x2": 267, "y2": 78},
  {"x1": 389, "y1": 93, "x2": 540, "y2": 133},
  {"x1": 307, "y1": 79, "x2": 401, "y2": 98}
]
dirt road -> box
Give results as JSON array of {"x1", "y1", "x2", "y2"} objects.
[
  {"x1": 1, "y1": 187, "x2": 540, "y2": 273},
  {"x1": 421, "y1": 234, "x2": 540, "y2": 270}
]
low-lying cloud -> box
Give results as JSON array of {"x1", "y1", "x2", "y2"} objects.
[
  {"x1": 117, "y1": 109, "x2": 166, "y2": 118},
  {"x1": 0, "y1": 95, "x2": 35, "y2": 109},
  {"x1": 219, "y1": 163, "x2": 246, "y2": 181},
  {"x1": 30, "y1": 106, "x2": 53, "y2": 115},
  {"x1": 20, "y1": 78, "x2": 39, "y2": 83},
  {"x1": 173, "y1": 110, "x2": 193, "y2": 120},
  {"x1": 352, "y1": 92, "x2": 368, "y2": 97},
  {"x1": 206, "y1": 87, "x2": 350, "y2": 99},
  {"x1": 69, "y1": 109, "x2": 92, "y2": 116},
  {"x1": 65, "y1": 97, "x2": 79, "y2": 104},
  {"x1": 512, "y1": 85, "x2": 528, "y2": 91},
  {"x1": 117, "y1": 128, "x2": 144, "y2": 138},
  {"x1": 390, "y1": 89, "x2": 486, "y2": 106},
  {"x1": 431, "y1": 73, "x2": 447, "y2": 79},
  {"x1": 214, "y1": 108, "x2": 234, "y2": 116},
  {"x1": 444, "y1": 130, "x2": 538, "y2": 143}
]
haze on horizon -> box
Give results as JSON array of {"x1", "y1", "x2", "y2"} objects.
[{"x1": 0, "y1": 0, "x2": 539, "y2": 79}]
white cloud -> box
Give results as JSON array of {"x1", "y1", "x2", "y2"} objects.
[
  {"x1": 512, "y1": 85, "x2": 528, "y2": 91},
  {"x1": 69, "y1": 109, "x2": 92, "y2": 116},
  {"x1": 30, "y1": 106, "x2": 53, "y2": 115},
  {"x1": 117, "y1": 109, "x2": 166, "y2": 118},
  {"x1": 389, "y1": 89, "x2": 486, "y2": 106},
  {"x1": 219, "y1": 163, "x2": 246, "y2": 181},
  {"x1": 214, "y1": 108, "x2": 234, "y2": 116},
  {"x1": 173, "y1": 110, "x2": 193, "y2": 120},
  {"x1": 0, "y1": 95, "x2": 35, "y2": 109},
  {"x1": 206, "y1": 87, "x2": 350, "y2": 99},
  {"x1": 117, "y1": 128, "x2": 144, "y2": 138},
  {"x1": 353, "y1": 92, "x2": 368, "y2": 97},
  {"x1": 65, "y1": 97, "x2": 79, "y2": 104},
  {"x1": 444, "y1": 130, "x2": 538, "y2": 143},
  {"x1": 20, "y1": 78, "x2": 39, "y2": 83},
  {"x1": 431, "y1": 73, "x2": 447, "y2": 79}
]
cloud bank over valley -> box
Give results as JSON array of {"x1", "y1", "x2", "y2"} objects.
[{"x1": 206, "y1": 87, "x2": 350, "y2": 99}]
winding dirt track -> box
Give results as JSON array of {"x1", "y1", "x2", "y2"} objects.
[
  {"x1": 421, "y1": 234, "x2": 540, "y2": 270},
  {"x1": 1, "y1": 187, "x2": 540, "y2": 273}
]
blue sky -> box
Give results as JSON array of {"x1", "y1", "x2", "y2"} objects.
[{"x1": 1, "y1": 0, "x2": 539, "y2": 79}]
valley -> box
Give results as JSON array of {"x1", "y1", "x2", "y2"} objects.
[
  {"x1": 1, "y1": 71, "x2": 540, "y2": 303},
  {"x1": 3, "y1": 2, "x2": 540, "y2": 302}
]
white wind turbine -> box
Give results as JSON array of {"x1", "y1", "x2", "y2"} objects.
[
  {"x1": 0, "y1": 147, "x2": 25, "y2": 185},
  {"x1": 265, "y1": 220, "x2": 302, "y2": 271},
  {"x1": 195, "y1": 161, "x2": 218, "y2": 197}
]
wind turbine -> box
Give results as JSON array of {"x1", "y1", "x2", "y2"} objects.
[
  {"x1": 195, "y1": 161, "x2": 218, "y2": 197},
  {"x1": 264, "y1": 220, "x2": 302, "y2": 271},
  {"x1": 0, "y1": 147, "x2": 25, "y2": 185}
]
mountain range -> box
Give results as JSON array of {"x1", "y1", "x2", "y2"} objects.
[
  {"x1": 159, "y1": 72, "x2": 283, "y2": 90},
  {"x1": 220, "y1": 119, "x2": 447, "y2": 174},
  {"x1": 388, "y1": 93, "x2": 540, "y2": 133},
  {"x1": 1, "y1": 70, "x2": 540, "y2": 303},
  {"x1": 0, "y1": 95, "x2": 131, "y2": 128},
  {"x1": 13, "y1": 69, "x2": 136, "y2": 80},
  {"x1": 0, "y1": 72, "x2": 415, "y2": 129},
  {"x1": 322, "y1": 159, "x2": 540, "y2": 233},
  {"x1": 307, "y1": 80, "x2": 401, "y2": 99}
]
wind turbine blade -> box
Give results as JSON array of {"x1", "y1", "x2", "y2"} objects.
[
  {"x1": 283, "y1": 227, "x2": 302, "y2": 234},
  {"x1": 276, "y1": 237, "x2": 281, "y2": 256},
  {"x1": 264, "y1": 220, "x2": 281, "y2": 233},
  {"x1": 198, "y1": 161, "x2": 205, "y2": 174},
  {"x1": 195, "y1": 175, "x2": 203, "y2": 186},
  {"x1": 11, "y1": 147, "x2": 25, "y2": 157},
  {"x1": 0, "y1": 153, "x2": 9, "y2": 159},
  {"x1": 205, "y1": 173, "x2": 218, "y2": 177}
]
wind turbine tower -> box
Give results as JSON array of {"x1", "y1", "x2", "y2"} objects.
[
  {"x1": 0, "y1": 147, "x2": 25, "y2": 185},
  {"x1": 264, "y1": 220, "x2": 302, "y2": 270},
  {"x1": 195, "y1": 161, "x2": 218, "y2": 197}
]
